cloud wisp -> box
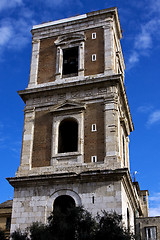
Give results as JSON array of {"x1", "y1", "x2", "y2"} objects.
[
  {"x1": 127, "y1": 0, "x2": 160, "y2": 70},
  {"x1": 137, "y1": 105, "x2": 153, "y2": 113},
  {"x1": 147, "y1": 110, "x2": 160, "y2": 126},
  {"x1": 0, "y1": 6, "x2": 35, "y2": 60},
  {"x1": 0, "y1": 0, "x2": 23, "y2": 12},
  {"x1": 149, "y1": 192, "x2": 160, "y2": 216}
]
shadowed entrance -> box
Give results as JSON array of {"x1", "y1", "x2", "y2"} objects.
[{"x1": 53, "y1": 195, "x2": 75, "y2": 213}]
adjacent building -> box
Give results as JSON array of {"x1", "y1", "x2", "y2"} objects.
[{"x1": 0, "y1": 200, "x2": 12, "y2": 239}]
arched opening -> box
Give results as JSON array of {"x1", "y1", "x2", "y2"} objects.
[
  {"x1": 58, "y1": 118, "x2": 78, "y2": 153},
  {"x1": 54, "y1": 195, "x2": 75, "y2": 213}
]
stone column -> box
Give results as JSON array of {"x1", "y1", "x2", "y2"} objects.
[
  {"x1": 28, "y1": 40, "x2": 40, "y2": 88},
  {"x1": 16, "y1": 109, "x2": 35, "y2": 176},
  {"x1": 103, "y1": 18, "x2": 114, "y2": 75},
  {"x1": 104, "y1": 93, "x2": 121, "y2": 169}
]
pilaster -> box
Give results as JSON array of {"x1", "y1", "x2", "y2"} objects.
[
  {"x1": 104, "y1": 93, "x2": 121, "y2": 169},
  {"x1": 16, "y1": 109, "x2": 35, "y2": 176},
  {"x1": 104, "y1": 18, "x2": 114, "y2": 75},
  {"x1": 28, "y1": 40, "x2": 40, "y2": 88}
]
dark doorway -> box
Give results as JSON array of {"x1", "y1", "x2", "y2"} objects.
[
  {"x1": 54, "y1": 195, "x2": 75, "y2": 213},
  {"x1": 58, "y1": 118, "x2": 78, "y2": 153},
  {"x1": 63, "y1": 47, "x2": 78, "y2": 76}
]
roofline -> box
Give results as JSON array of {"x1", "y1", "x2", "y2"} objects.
[{"x1": 32, "y1": 7, "x2": 120, "y2": 32}]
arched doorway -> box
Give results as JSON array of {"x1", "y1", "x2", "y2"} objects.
[
  {"x1": 54, "y1": 195, "x2": 75, "y2": 213},
  {"x1": 58, "y1": 118, "x2": 78, "y2": 153}
]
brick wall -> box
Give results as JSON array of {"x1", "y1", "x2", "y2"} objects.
[
  {"x1": 32, "y1": 111, "x2": 52, "y2": 167},
  {"x1": 84, "y1": 102, "x2": 104, "y2": 163},
  {"x1": 37, "y1": 37, "x2": 57, "y2": 84},
  {"x1": 84, "y1": 27, "x2": 104, "y2": 76}
]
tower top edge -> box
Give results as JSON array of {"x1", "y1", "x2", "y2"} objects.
[{"x1": 32, "y1": 7, "x2": 118, "y2": 30}]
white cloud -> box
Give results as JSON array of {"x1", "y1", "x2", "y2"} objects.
[
  {"x1": 137, "y1": 105, "x2": 153, "y2": 113},
  {"x1": 150, "y1": 0, "x2": 160, "y2": 13},
  {"x1": 0, "y1": 25, "x2": 13, "y2": 46},
  {"x1": 150, "y1": 193, "x2": 160, "y2": 202},
  {"x1": 127, "y1": 51, "x2": 139, "y2": 69},
  {"x1": 127, "y1": 0, "x2": 160, "y2": 69},
  {"x1": 149, "y1": 206, "x2": 160, "y2": 216},
  {"x1": 149, "y1": 192, "x2": 160, "y2": 216},
  {"x1": 0, "y1": 0, "x2": 23, "y2": 11},
  {"x1": 147, "y1": 110, "x2": 160, "y2": 126},
  {"x1": 0, "y1": 10, "x2": 35, "y2": 58},
  {"x1": 134, "y1": 30, "x2": 152, "y2": 50}
]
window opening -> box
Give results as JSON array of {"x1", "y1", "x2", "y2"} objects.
[
  {"x1": 63, "y1": 47, "x2": 78, "y2": 76},
  {"x1": 91, "y1": 156, "x2": 97, "y2": 163},
  {"x1": 145, "y1": 227, "x2": 157, "y2": 240},
  {"x1": 92, "y1": 33, "x2": 96, "y2": 39},
  {"x1": 92, "y1": 196, "x2": 95, "y2": 204},
  {"x1": 127, "y1": 208, "x2": 130, "y2": 231},
  {"x1": 92, "y1": 54, "x2": 96, "y2": 61},
  {"x1": 91, "y1": 124, "x2": 97, "y2": 132},
  {"x1": 6, "y1": 217, "x2": 11, "y2": 230},
  {"x1": 122, "y1": 135, "x2": 126, "y2": 166},
  {"x1": 58, "y1": 118, "x2": 78, "y2": 153},
  {"x1": 54, "y1": 195, "x2": 75, "y2": 213}
]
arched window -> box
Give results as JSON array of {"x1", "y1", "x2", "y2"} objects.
[
  {"x1": 58, "y1": 118, "x2": 78, "y2": 153},
  {"x1": 54, "y1": 195, "x2": 75, "y2": 213}
]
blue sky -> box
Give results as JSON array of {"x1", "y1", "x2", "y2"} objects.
[{"x1": 0, "y1": 0, "x2": 160, "y2": 216}]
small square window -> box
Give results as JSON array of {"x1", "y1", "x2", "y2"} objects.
[
  {"x1": 91, "y1": 124, "x2": 97, "y2": 132},
  {"x1": 91, "y1": 156, "x2": 97, "y2": 163},
  {"x1": 92, "y1": 54, "x2": 96, "y2": 61},
  {"x1": 92, "y1": 32, "x2": 96, "y2": 39}
]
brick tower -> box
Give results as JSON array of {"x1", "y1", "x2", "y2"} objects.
[{"x1": 8, "y1": 7, "x2": 148, "y2": 233}]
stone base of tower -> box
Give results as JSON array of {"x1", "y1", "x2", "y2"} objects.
[{"x1": 8, "y1": 169, "x2": 140, "y2": 233}]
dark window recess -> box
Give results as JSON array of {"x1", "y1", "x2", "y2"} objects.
[
  {"x1": 127, "y1": 208, "x2": 130, "y2": 231},
  {"x1": 54, "y1": 195, "x2": 75, "y2": 213},
  {"x1": 6, "y1": 217, "x2": 11, "y2": 230},
  {"x1": 58, "y1": 118, "x2": 78, "y2": 153},
  {"x1": 63, "y1": 47, "x2": 78, "y2": 76}
]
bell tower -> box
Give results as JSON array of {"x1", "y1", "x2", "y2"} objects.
[{"x1": 8, "y1": 7, "x2": 147, "y2": 233}]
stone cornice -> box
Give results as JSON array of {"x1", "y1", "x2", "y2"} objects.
[
  {"x1": 7, "y1": 168, "x2": 141, "y2": 214},
  {"x1": 31, "y1": 7, "x2": 122, "y2": 41},
  {"x1": 18, "y1": 74, "x2": 134, "y2": 132}
]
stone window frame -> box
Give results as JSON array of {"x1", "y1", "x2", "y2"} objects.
[
  {"x1": 145, "y1": 226, "x2": 157, "y2": 240},
  {"x1": 91, "y1": 124, "x2": 97, "y2": 132},
  {"x1": 91, "y1": 156, "x2": 97, "y2": 163},
  {"x1": 54, "y1": 33, "x2": 85, "y2": 80},
  {"x1": 92, "y1": 54, "x2": 96, "y2": 62},
  {"x1": 92, "y1": 32, "x2": 96, "y2": 39},
  {"x1": 51, "y1": 112, "x2": 84, "y2": 165}
]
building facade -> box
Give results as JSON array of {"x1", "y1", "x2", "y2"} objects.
[
  {"x1": 8, "y1": 7, "x2": 149, "y2": 233},
  {"x1": 136, "y1": 216, "x2": 160, "y2": 240},
  {"x1": 0, "y1": 200, "x2": 12, "y2": 239}
]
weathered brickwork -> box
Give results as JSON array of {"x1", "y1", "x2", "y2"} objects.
[
  {"x1": 32, "y1": 111, "x2": 52, "y2": 167},
  {"x1": 37, "y1": 37, "x2": 57, "y2": 84},
  {"x1": 84, "y1": 102, "x2": 104, "y2": 163},
  {"x1": 84, "y1": 28, "x2": 104, "y2": 76}
]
